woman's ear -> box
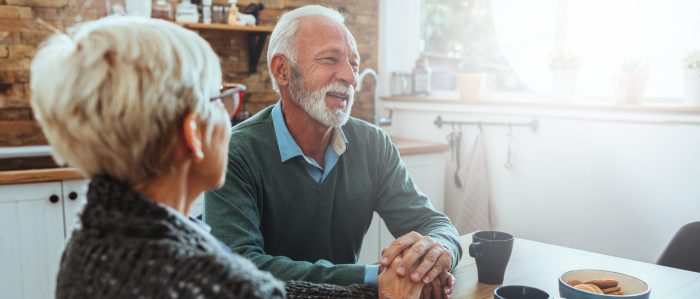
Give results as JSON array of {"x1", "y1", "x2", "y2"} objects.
[
  {"x1": 182, "y1": 112, "x2": 204, "y2": 161},
  {"x1": 271, "y1": 54, "x2": 290, "y2": 87}
]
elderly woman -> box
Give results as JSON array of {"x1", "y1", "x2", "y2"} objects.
[{"x1": 30, "y1": 17, "x2": 422, "y2": 299}]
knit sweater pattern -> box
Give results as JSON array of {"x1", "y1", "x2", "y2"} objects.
[{"x1": 55, "y1": 176, "x2": 376, "y2": 298}]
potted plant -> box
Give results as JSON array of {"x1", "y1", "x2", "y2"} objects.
[
  {"x1": 683, "y1": 49, "x2": 700, "y2": 105},
  {"x1": 550, "y1": 50, "x2": 580, "y2": 98},
  {"x1": 614, "y1": 58, "x2": 648, "y2": 104}
]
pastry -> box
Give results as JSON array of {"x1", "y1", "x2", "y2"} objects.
[
  {"x1": 574, "y1": 283, "x2": 603, "y2": 294},
  {"x1": 567, "y1": 279, "x2": 582, "y2": 286},
  {"x1": 585, "y1": 279, "x2": 619, "y2": 289},
  {"x1": 602, "y1": 286, "x2": 621, "y2": 294}
]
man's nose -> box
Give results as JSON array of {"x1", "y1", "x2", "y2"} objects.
[{"x1": 336, "y1": 60, "x2": 357, "y2": 87}]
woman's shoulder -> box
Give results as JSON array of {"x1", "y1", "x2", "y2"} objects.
[{"x1": 58, "y1": 231, "x2": 286, "y2": 299}]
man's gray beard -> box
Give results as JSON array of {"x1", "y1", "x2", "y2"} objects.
[{"x1": 288, "y1": 63, "x2": 354, "y2": 128}]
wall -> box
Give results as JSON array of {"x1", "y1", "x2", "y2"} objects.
[
  {"x1": 384, "y1": 100, "x2": 700, "y2": 263},
  {"x1": 0, "y1": 0, "x2": 378, "y2": 169},
  {"x1": 378, "y1": 0, "x2": 421, "y2": 97},
  {"x1": 378, "y1": 0, "x2": 700, "y2": 264}
]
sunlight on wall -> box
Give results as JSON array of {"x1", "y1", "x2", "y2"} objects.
[{"x1": 491, "y1": 0, "x2": 700, "y2": 99}]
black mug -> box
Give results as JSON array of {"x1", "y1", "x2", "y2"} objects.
[
  {"x1": 494, "y1": 285, "x2": 550, "y2": 299},
  {"x1": 468, "y1": 231, "x2": 514, "y2": 284}
]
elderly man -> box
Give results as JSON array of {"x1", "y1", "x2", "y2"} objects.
[{"x1": 205, "y1": 4, "x2": 462, "y2": 297}]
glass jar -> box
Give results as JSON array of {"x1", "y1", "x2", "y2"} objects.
[
  {"x1": 390, "y1": 72, "x2": 408, "y2": 96},
  {"x1": 175, "y1": 0, "x2": 199, "y2": 23},
  {"x1": 151, "y1": 0, "x2": 173, "y2": 21},
  {"x1": 412, "y1": 57, "x2": 431, "y2": 96},
  {"x1": 201, "y1": 0, "x2": 212, "y2": 24},
  {"x1": 212, "y1": 6, "x2": 225, "y2": 23}
]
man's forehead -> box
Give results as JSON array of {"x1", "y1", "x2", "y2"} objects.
[{"x1": 296, "y1": 16, "x2": 359, "y2": 59}]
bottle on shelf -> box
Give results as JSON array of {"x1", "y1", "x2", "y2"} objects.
[
  {"x1": 151, "y1": 0, "x2": 173, "y2": 21},
  {"x1": 227, "y1": 0, "x2": 239, "y2": 25},
  {"x1": 202, "y1": 0, "x2": 212, "y2": 24},
  {"x1": 412, "y1": 57, "x2": 432, "y2": 96},
  {"x1": 175, "y1": 0, "x2": 199, "y2": 23}
]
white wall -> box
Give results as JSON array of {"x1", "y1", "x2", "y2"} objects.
[
  {"x1": 384, "y1": 100, "x2": 700, "y2": 263},
  {"x1": 378, "y1": 0, "x2": 422, "y2": 96}
]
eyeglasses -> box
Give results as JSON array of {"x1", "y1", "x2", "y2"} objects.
[{"x1": 210, "y1": 85, "x2": 246, "y2": 118}]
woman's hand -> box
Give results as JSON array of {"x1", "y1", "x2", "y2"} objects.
[
  {"x1": 378, "y1": 255, "x2": 423, "y2": 299},
  {"x1": 420, "y1": 271, "x2": 454, "y2": 299}
]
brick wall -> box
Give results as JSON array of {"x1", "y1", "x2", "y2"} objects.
[{"x1": 0, "y1": 0, "x2": 378, "y2": 169}]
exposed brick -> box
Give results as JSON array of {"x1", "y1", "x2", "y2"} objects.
[
  {"x1": 31, "y1": 7, "x2": 61, "y2": 21},
  {"x1": 20, "y1": 30, "x2": 51, "y2": 44},
  {"x1": 0, "y1": 0, "x2": 378, "y2": 148},
  {"x1": 8, "y1": 45, "x2": 33, "y2": 58},
  {"x1": 0, "y1": 82, "x2": 25, "y2": 98},
  {"x1": 0, "y1": 31, "x2": 21, "y2": 45},
  {"x1": 6, "y1": 0, "x2": 69, "y2": 8},
  {"x1": 0, "y1": 69, "x2": 30, "y2": 83},
  {"x1": 0, "y1": 18, "x2": 27, "y2": 32},
  {"x1": 0, "y1": 156, "x2": 59, "y2": 171},
  {"x1": 0, "y1": 5, "x2": 34, "y2": 18},
  {"x1": 0, "y1": 106, "x2": 32, "y2": 118},
  {"x1": 0, "y1": 58, "x2": 29, "y2": 70},
  {"x1": 0, "y1": 119, "x2": 45, "y2": 146}
]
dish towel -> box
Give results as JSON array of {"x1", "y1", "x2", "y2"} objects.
[{"x1": 445, "y1": 132, "x2": 492, "y2": 234}]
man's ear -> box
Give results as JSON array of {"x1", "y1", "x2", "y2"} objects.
[
  {"x1": 182, "y1": 112, "x2": 204, "y2": 161},
  {"x1": 271, "y1": 54, "x2": 290, "y2": 88}
]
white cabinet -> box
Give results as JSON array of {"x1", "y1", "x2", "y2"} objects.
[
  {"x1": 357, "y1": 152, "x2": 447, "y2": 264},
  {"x1": 61, "y1": 179, "x2": 89, "y2": 241},
  {"x1": 0, "y1": 179, "x2": 89, "y2": 299}
]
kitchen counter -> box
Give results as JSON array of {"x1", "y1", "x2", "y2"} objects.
[
  {"x1": 0, "y1": 136, "x2": 449, "y2": 185},
  {"x1": 0, "y1": 168, "x2": 84, "y2": 185},
  {"x1": 392, "y1": 136, "x2": 450, "y2": 156}
]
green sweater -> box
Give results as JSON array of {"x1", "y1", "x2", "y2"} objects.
[{"x1": 205, "y1": 106, "x2": 462, "y2": 286}]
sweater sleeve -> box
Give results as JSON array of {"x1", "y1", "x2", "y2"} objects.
[
  {"x1": 285, "y1": 281, "x2": 377, "y2": 299},
  {"x1": 373, "y1": 132, "x2": 463, "y2": 270},
  {"x1": 205, "y1": 141, "x2": 366, "y2": 285},
  {"x1": 175, "y1": 253, "x2": 286, "y2": 299}
]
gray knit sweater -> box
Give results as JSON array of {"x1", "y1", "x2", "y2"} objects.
[{"x1": 56, "y1": 176, "x2": 377, "y2": 298}]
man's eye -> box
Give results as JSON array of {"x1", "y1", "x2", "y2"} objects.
[{"x1": 322, "y1": 57, "x2": 338, "y2": 63}]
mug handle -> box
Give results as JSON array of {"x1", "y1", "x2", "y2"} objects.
[{"x1": 469, "y1": 242, "x2": 482, "y2": 258}]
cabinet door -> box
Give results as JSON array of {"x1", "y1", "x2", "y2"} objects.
[
  {"x1": 0, "y1": 181, "x2": 65, "y2": 299},
  {"x1": 359, "y1": 152, "x2": 448, "y2": 263},
  {"x1": 62, "y1": 179, "x2": 89, "y2": 242},
  {"x1": 378, "y1": 152, "x2": 448, "y2": 254},
  {"x1": 357, "y1": 212, "x2": 381, "y2": 264},
  {"x1": 401, "y1": 153, "x2": 446, "y2": 212}
]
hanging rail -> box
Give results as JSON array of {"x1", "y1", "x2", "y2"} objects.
[{"x1": 433, "y1": 116, "x2": 539, "y2": 133}]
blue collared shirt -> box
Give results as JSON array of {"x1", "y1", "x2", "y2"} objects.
[
  {"x1": 271, "y1": 101, "x2": 348, "y2": 183},
  {"x1": 271, "y1": 101, "x2": 378, "y2": 285}
]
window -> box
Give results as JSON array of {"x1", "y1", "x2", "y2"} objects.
[{"x1": 421, "y1": 0, "x2": 700, "y2": 101}]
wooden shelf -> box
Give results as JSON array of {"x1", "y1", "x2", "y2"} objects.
[
  {"x1": 176, "y1": 22, "x2": 274, "y2": 73},
  {"x1": 382, "y1": 95, "x2": 700, "y2": 115},
  {"x1": 179, "y1": 22, "x2": 274, "y2": 33}
]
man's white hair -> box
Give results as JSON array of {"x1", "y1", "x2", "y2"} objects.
[
  {"x1": 266, "y1": 5, "x2": 345, "y2": 92},
  {"x1": 30, "y1": 16, "x2": 223, "y2": 184}
]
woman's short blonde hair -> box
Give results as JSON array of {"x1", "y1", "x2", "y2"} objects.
[{"x1": 30, "y1": 16, "x2": 223, "y2": 184}]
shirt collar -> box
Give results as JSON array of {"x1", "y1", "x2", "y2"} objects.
[{"x1": 271, "y1": 101, "x2": 348, "y2": 163}]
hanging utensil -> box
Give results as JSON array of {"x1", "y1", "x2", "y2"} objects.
[
  {"x1": 447, "y1": 124, "x2": 456, "y2": 162},
  {"x1": 504, "y1": 123, "x2": 514, "y2": 169},
  {"x1": 454, "y1": 125, "x2": 463, "y2": 188}
]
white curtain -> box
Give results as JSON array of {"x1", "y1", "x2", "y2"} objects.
[{"x1": 490, "y1": 0, "x2": 700, "y2": 99}]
